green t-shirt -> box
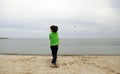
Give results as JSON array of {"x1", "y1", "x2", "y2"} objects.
[{"x1": 49, "y1": 32, "x2": 60, "y2": 46}]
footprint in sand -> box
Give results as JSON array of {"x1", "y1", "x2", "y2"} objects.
[
  {"x1": 110, "y1": 69, "x2": 115, "y2": 73},
  {"x1": 61, "y1": 63, "x2": 67, "y2": 66},
  {"x1": 68, "y1": 62, "x2": 74, "y2": 65},
  {"x1": 13, "y1": 56, "x2": 37, "y2": 62}
]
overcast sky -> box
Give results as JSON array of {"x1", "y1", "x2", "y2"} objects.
[{"x1": 0, "y1": 0, "x2": 120, "y2": 38}]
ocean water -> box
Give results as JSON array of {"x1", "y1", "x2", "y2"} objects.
[{"x1": 0, "y1": 38, "x2": 120, "y2": 55}]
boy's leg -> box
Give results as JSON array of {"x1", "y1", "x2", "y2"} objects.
[
  {"x1": 50, "y1": 45, "x2": 58, "y2": 64},
  {"x1": 54, "y1": 45, "x2": 58, "y2": 62},
  {"x1": 51, "y1": 46, "x2": 55, "y2": 64}
]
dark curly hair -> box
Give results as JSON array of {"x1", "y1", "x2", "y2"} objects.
[{"x1": 50, "y1": 25, "x2": 58, "y2": 32}]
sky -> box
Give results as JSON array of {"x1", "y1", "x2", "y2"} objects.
[{"x1": 0, "y1": 0, "x2": 120, "y2": 38}]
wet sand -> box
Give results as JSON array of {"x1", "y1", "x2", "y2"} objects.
[{"x1": 0, "y1": 55, "x2": 120, "y2": 74}]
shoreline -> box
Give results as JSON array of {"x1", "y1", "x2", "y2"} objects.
[{"x1": 0, "y1": 53, "x2": 120, "y2": 56}]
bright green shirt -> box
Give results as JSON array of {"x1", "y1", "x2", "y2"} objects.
[{"x1": 49, "y1": 32, "x2": 60, "y2": 46}]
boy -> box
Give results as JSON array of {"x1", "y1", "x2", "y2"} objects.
[{"x1": 49, "y1": 25, "x2": 60, "y2": 67}]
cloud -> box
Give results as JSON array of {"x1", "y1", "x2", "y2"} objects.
[
  {"x1": 0, "y1": 0, "x2": 120, "y2": 38},
  {"x1": 0, "y1": 0, "x2": 115, "y2": 19},
  {"x1": 0, "y1": 28, "x2": 48, "y2": 38},
  {"x1": 0, "y1": 27, "x2": 46, "y2": 33}
]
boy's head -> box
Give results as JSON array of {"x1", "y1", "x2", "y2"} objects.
[{"x1": 50, "y1": 25, "x2": 58, "y2": 32}]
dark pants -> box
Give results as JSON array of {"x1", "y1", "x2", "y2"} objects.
[{"x1": 50, "y1": 45, "x2": 58, "y2": 64}]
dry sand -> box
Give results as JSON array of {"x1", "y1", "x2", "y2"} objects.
[{"x1": 0, "y1": 55, "x2": 120, "y2": 74}]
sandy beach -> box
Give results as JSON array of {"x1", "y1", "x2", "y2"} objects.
[{"x1": 0, "y1": 55, "x2": 120, "y2": 74}]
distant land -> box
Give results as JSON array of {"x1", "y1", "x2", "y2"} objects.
[{"x1": 0, "y1": 37, "x2": 9, "y2": 39}]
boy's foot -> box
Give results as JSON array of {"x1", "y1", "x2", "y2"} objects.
[{"x1": 50, "y1": 63, "x2": 59, "y2": 68}]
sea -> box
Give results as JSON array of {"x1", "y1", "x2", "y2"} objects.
[{"x1": 0, "y1": 38, "x2": 120, "y2": 55}]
